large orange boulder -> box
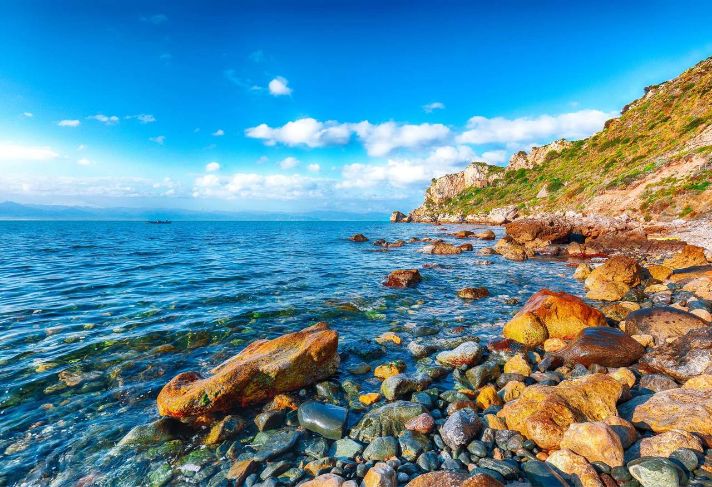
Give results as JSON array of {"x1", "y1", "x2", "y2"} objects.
[
  {"x1": 503, "y1": 290, "x2": 607, "y2": 347},
  {"x1": 663, "y1": 244, "x2": 708, "y2": 270},
  {"x1": 630, "y1": 388, "x2": 712, "y2": 436},
  {"x1": 584, "y1": 256, "x2": 645, "y2": 301},
  {"x1": 498, "y1": 374, "x2": 623, "y2": 450},
  {"x1": 157, "y1": 323, "x2": 339, "y2": 418}
]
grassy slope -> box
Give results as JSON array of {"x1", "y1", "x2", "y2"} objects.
[{"x1": 434, "y1": 57, "x2": 712, "y2": 220}]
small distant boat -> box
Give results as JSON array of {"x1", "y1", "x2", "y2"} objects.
[{"x1": 146, "y1": 220, "x2": 172, "y2": 224}]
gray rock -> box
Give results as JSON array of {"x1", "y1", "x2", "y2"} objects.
[
  {"x1": 254, "y1": 410, "x2": 285, "y2": 432},
  {"x1": 522, "y1": 460, "x2": 570, "y2": 487},
  {"x1": 639, "y1": 373, "x2": 679, "y2": 393},
  {"x1": 439, "y1": 409, "x2": 481, "y2": 450},
  {"x1": 300, "y1": 435, "x2": 329, "y2": 459},
  {"x1": 628, "y1": 457, "x2": 687, "y2": 487},
  {"x1": 408, "y1": 336, "x2": 481, "y2": 359},
  {"x1": 416, "y1": 451, "x2": 441, "y2": 471},
  {"x1": 465, "y1": 360, "x2": 501, "y2": 389},
  {"x1": 259, "y1": 461, "x2": 290, "y2": 480},
  {"x1": 380, "y1": 374, "x2": 431, "y2": 401},
  {"x1": 329, "y1": 438, "x2": 363, "y2": 460},
  {"x1": 350, "y1": 401, "x2": 427, "y2": 442},
  {"x1": 397, "y1": 431, "x2": 430, "y2": 462},
  {"x1": 252, "y1": 429, "x2": 301, "y2": 462},
  {"x1": 297, "y1": 401, "x2": 348, "y2": 440},
  {"x1": 363, "y1": 436, "x2": 398, "y2": 461}
]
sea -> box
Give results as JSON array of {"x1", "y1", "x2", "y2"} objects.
[{"x1": 0, "y1": 221, "x2": 583, "y2": 486}]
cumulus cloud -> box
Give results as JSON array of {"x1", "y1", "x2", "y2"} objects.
[
  {"x1": 268, "y1": 76, "x2": 292, "y2": 96},
  {"x1": 246, "y1": 118, "x2": 450, "y2": 156},
  {"x1": 423, "y1": 102, "x2": 445, "y2": 113},
  {"x1": 126, "y1": 114, "x2": 156, "y2": 123},
  {"x1": 77, "y1": 158, "x2": 92, "y2": 166},
  {"x1": 88, "y1": 114, "x2": 120, "y2": 125},
  {"x1": 149, "y1": 135, "x2": 166, "y2": 145},
  {"x1": 58, "y1": 119, "x2": 81, "y2": 127},
  {"x1": 457, "y1": 109, "x2": 614, "y2": 145},
  {"x1": 279, "y1": 156, "x2": 299, "y2": 170},
  {"x1": 1, "y1": 175, "x2": 179, "y2": 198},
  {"x1": 307, "y1": 163, "x2": 320, "y2": 173},
  {"x1": 212, "y1": 129, "x2": 225, "y2": 137},
  {"x1": 205, "y1": 161, "x2": 221, "y2": 172},
  {"x1": 0, "y1": 143, "x2": 59, "y2": 161}
]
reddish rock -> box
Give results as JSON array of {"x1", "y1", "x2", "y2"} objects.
[
  {"x1": 475, "y1": 230, "x2": 496, "y2": 240},
  {"x1": 554, "y1": 327, "x2": 644, "y2": 367},
  {"x1": 157, "y1": 323, "x2": 339, "y2": 417},
  {"x1": 453, "y1": 230, "x2": 475, "y2": 239},
  {"x1": 384, "y1": 269, "x2": 422, "y2": 288},
  {"x1": 432, "y1": 242, "x2": 463, "y2": 255},
  {"x1": 404, "y1": 413, "x2": 435, "y2": 434},
  {"x1": 350, "y1": 234, "x2": 368, "y2": 242},
  {"x1": 457, "y1": 287, "x2": 489, "y2": 300},
  {"x1": 505, "y1": 218, "x2": 573, "y2": 248},
  {"x1": 458, "y1": 243, "x2": 474, "y2": 251}
]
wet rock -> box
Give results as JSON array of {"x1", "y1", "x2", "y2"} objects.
[
  {"x1": 254, "y1": 410, "x2": 285, "y2": 432},
  {"x1": 493, "y1": 237, "x2": 528, "y2": 261},
  {"x1": 440, "y1": 408, "x2": 482, "y2": 450},
  {"x1": 297, "y1": 401, "x2": 348, "y2": 440},
  {"x1": 350, "y1": 401, "x2": 427, "y2": 442},
  {"x1": 359, "y1": 393, "x2": 381, "y2": 406},
  {"x1": 350, "y1": 234, "x2": 368, "y2": 242},
  {"x1": 363, "y1": 436, "x2": 398, "y2": 461},
  {"x1": 408, "y1": 335, "x2": 480, "y2": 359},
  {"x1": 204, "y1": 415, "x2": 246, "y2": 445},
  {"x1": 560, "y1": 422, "x2": 624, "y2": 467},
  {"x1": 639, "y1": 429, "x2": 703, "y2": 457},
  {"x1": 523, "y1": 460, "x2": 571, "y2": 486},
  {"x1": 117, "y1": 418, "x2": 188, "y2": 448},
  {"x1": 300, "y1": 474, "x2": 346, "y2": 487},
  {"x1": 363, "y1": 462, "x2": 397, "y2": 487},
  {"x1": 547, "y1": 449, "x2": 603, "y2": 487},
  {"x1": 631, "y1": 387, "x2": 712, "y2": 436},
  {"x1": 404, "y1": 413, "x2": 434, "y2": 434},
  {"x1": 475, "y1": 230, "x2": 496, "y2": 240},
  {"x1": 157, "y1": 323, "x2": 339, "y2": 417},
  {"x1": 374, "y1": 361, "x2": 406, "y2": 380},
  {"x1": 390, "y1": 211, "x2": 410, "y2": 223},
  {"x1": 639, "y1": 327, "x2": 712, "y2": 381},
  {"x1": 436, "y1": 342, "x2": 484, "y2": 368},
  {"x1": 476, "y1": 384, "x2": 503, "y2": 409},
  {"x1": 498, "y1": 374, "x2": 622, "y2": 450},
  {"x1": 554, "y1": 327, "x2": 644, "y2": 368},
  {"x1": 251, "y1": 429, "x2": 302, "y2": 461},
  {"x1": 381, "y1": 374, "x2": 430, "y2": 401},
  {"x1": 624, "y1": 306, "x2": 708, "y2": 346},
  {"x1": 458, "y1": 243, "x2": 473, "y2": 251},
  {"x1": 226, "y1": 459, "x2": 257, "y2": 483},
  {"x1": 375, "y1": 332, "x2": 402, "y2": 346},
  {"x1": 503, "y1": 290, "x2": 607, "y2": 347},
  {"x1": 663, "y1": 244, "x2": 708, "y2": 269},
  {"x1": 431, "y1": 242, "x2": 463, "y2": 255},
  {"x1": 466, "y1": 360, "x2": 501, "y2": 389},
  {"x1": 638, "y1": 373, "x2": 678, "y2": 393},
  {"x1": 628, "y1": 457, "x2": 686, "y2": 487},
  {"x1": 384, "y1": 269, "x2": 422, "y2": 288},
  {"x1": 573, "y1": 263, "x2": 593, "y2": 280},
  {"x1": 453, "y1": 230, "x2": 475, "y2": 239},
  {"x1": 457, "y1": 287, "x2": 490, "y2": 300},
  {"x1": 584, "y1": 256, "x2": 645, "y2": 301},
  {"x1": 503, "y1": 354, "x2": 531, "y2": 376},
  {"x1": 330, "y1": 438, "x2": 364, "y2": 460},
  {"x1": 600, "y1": 301, "x2": 640, "y2": 322},
  {"x1": 398, "y1": 430, "x2": 430, "y2": 462},
  {"x1": 305, "y1": 457, "x2": 337, "y2": 476},
  {"x1": 344, "y1": 342, "x2": 385, "y2": 360}
]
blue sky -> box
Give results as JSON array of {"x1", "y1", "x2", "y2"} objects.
[{"x1": 1, "y1": 1, "x2": 711, "y2": 213}]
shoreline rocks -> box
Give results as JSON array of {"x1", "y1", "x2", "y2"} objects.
[{"x1": 384, "y1": 269, "x2": 422, "y2": 288}]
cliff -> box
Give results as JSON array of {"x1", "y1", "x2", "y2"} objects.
[{"x1": 403, "y1": 56, "x2": 712, "y2": 224}]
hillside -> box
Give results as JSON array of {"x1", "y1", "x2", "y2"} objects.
[{"x1": 407, "y1": 56, "x2": 712, "y2": 223}]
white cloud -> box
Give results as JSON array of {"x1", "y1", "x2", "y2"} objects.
[
  {"x1": 205, "y1": 161, "x2": 220, "y2": 172},
  {"x1": 212, "y1": 129, "x2": 225, "y2": 137},
  {"x1": 22, "y1": 112, "x2": 33, "y2": 118},
  {"x1": 352, "y1": 121, "x2": 451, "y2": 156},
  {"x1": 77, "y1": 158, "x2": 92, "y2": 166},
  {"x1": 423, "y1": 102, "x2": 445, "y2": 113},
  {"x1": 279, "y1": 157, "x2": 299, "y2": 170},
  {"x1": 268, "y1": 76, "x2": 292, "y2": 96},
  {"x1": 192, "y1": 173, "x2": 325, "y2": 200},
  {"x1": 245, "y1": 118, "x2": 449, "y2": 156},
  {"x1": 1, "y1": 175, "x2": 179, "y2": 198},
  {"x1": 481, "y1": 150, "x2": 507, "y2": 164},
  {"x1": 88, "y1": 114, "x2": 120, "y2": 125},
  {"x1": 126, "y1": 114, "x2": 156, "y2": 123},
  {"x1": 307, "y1": 163, "x2": 320, "y2": 173},
  {"x1": 457, "y1": 109, "x2": 614, "y2": 145},
  {"x1": 149, "y1": 135, "x2": 166, "y2": 145},
  {"x1": 58, "y1": 119, "x2": 81, "y2": 127},
  {"x1": 246, "y1": 118, "x2": 352, "y2": 148},
  {"x1": 0, "y1": 143, "x2": 59, "y2": 161}
]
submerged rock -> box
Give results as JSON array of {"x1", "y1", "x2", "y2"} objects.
[
  {"x1": 297, "y1": 401, "x2": 348, "y2": 440},
  {"x1": 457, "y1": 287, "x2": 490, "y2": 300},
  {"x1": 584, "y1": 255, "x2": 645, "y2": 301},
  {"x1": 498, "y1": 374, "x2": 622, "y2": 450},
  {"x1": 503, "y1": 289, "x2": 607, "y2": 347},
  {"x1": 384, "y1": 269, "x2": 422, "y2": 288},
  {"x1": 554, "y1": 327, "x2": 644, "y2": 367},
  {"x1": 157, "y1": 323, "x2": 339, "y2": 417},
  {"x1": 624, "y1": 306, "x2": 708, "y2": 346}
]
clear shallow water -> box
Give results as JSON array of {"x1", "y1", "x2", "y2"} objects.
[{"x1": 0, "y1": 221, "x2": 582, "y2": 486}]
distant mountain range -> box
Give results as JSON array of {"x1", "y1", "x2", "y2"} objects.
[{"x1": 0, "y1": 201, "x2": 389, "y2": 221}]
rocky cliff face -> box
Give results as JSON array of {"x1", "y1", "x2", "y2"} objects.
[{"x1": 402, "y1": 56, "x2": 712, "y2": 225}]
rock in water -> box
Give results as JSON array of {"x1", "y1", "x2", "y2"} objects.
[
  {"x1": 390, "y1": 211, "x2": 410, "y2": 223},
  {"x1": 639, "y1": 327, "x2": 712, "y2": 381},
  {"x1": 498, "y1": 374, "x2": 622, "y2": 450},
  {"x1": 523, "y1": 460, "x2": 571, "y2": 487},
  {"x1": 384, "y1": 269, "x2": 421, "y2": 288},
  {"x1": 662, "y1": 244, "x2": 708, "y2": 269},
  {"x1": 493, "y1": 237, "x2": 529, "y2": 261},
  {"x1": 298, "y1": 401, "x2": 348, "y2": 440},
  {"x1": 503, "y1": 289, "x2": 607, "y2": 347},
  {"x1": 630, "y1": 388, "x2": 712, "y2": 436},
  {"x1": 554, "y1": 327, "x2": 644, "y2": 367},
  {"x1": 350, "y1": 401, "x2": 427, "y2": 442},
  {"x1": 435, "y1": 341, "x2": 484, "y2": 367},
  {"x1": 584, "y1": 255, "x2": 644, "y2": 301},
  {"x1": 350, "y1": 233, "x2": 368, "y2": 242},
  {"x1": 475, "y1": 230, "x2": 496, "y2": 240},
  {"x1": 457, "y1": 287, "x2": 490, "y2": 300},
  {"x1": 624, "y1": 306, "x2": 708, "y2": 346},
  {"x1": 157, "y1": 323, "x2": 339, "y2": 417},
  {"x1": 431, "y1": 242, "x2": 462, "y2": 255}
]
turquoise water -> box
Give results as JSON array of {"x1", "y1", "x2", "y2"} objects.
[{"x1": 0, "y1": 221, "x2": 582, "y2": 485}]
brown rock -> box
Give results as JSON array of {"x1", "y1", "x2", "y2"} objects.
[
  {"x1": 639, "y1": 327, "x2": 712, "y2": 381},
  {"x1": 503, "y1": 289, "x2": 607, "y2": 347},
  {"x1": 457, "y1": 287, "x2": 489, "y2": 300},
  {"x1": 300, "y1": 474, "x2": 345, "y2": 487},
  {"x1": 647, "y1": 264, "x2": 673, "y2": 281},
  {"x1": 363, "y1": 463, "x2": 396, "y2": 487},
  {"x1": 631, "y1": 388, "x2": 712, "y2": 436},
  {"x1": 493, "y1": 237, "x2": 528, "y2": 261},
  {"x1": 226, "y1": 459, "x2": 256, "y2": 482},
  {"x1": 584, "y1": 255, "x2": 645, "y2": 301},
  {"x1": 390, "y1": 211, "x2": 410, "y2": 223},
  {"x1": 546, "y1": 449, "x2": 604, "y2": 487},
  {"x1": 498, "y1": 374, "x2": 622, "y2": 450},
  {"x1": 554, "y1": 327, "x2": 644, "y2": 368},
  {"x1": 505, "y1": 218, "x2": 573, "y2": 248},
  {"x1": 624, "y1": 306, "x2": 708, "y2": 346},
  {"x1": 683, "y1": 374, "x2": 712, "y2": 390},
  {"x1": 543, "y1": 338, "x2": 567, "y2": 353},
  {"x1": 458, "y1": 243, "x2": 473, "y2": 251},
  {"x1": 404, "y1": 413, "x2": 434, "y2": 434},
  {"x1": 157, "y1": 323, "x2": 339, "y2": 417},
  {"x1": 603, "y1": 415, "x2": 638, "y2": 449},
  {"x1": 384, "y1": 269, "x2": 422, "y2": 288},
  {"x1": 663, "y1": 244, "x2": 708, "y2": 269},
  {"x1": 453, "y1": 230, "x2": 475, "y2": 239},
  {"x1": 463, "y1": 474, "x2": 505, "y2": 487},
  {"x1": 639, "y1": 430, "x2": 704, "y2": 457},
  {"x1": 475, "y1": 230, "x2": 496, "y2": 240},
  {"x1": 432, "y1": 242, "x2": 462, "y2": 255},
  {"x1": 350, "y1": 234, "x2": 368, "y2": 242},
  {"x1": 683, "y1": 277, "x2": 712, "y2": 300},
  {"x1": 560, "y1": 421, "x2": 625, "y2": 467},
  {"x1": 405, "y1": 472, "x2": 467, "y2": 487}
]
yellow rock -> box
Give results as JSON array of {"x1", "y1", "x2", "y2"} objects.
[
  {"x1": 609, "y1": 367, "x2": 636, "y2": 388},
  {"x1": 484, "y1": 414, "x2": 508, "y2": 430},
  {"x1": 546, "y1": 449, "x2": 604, "y2": 487},
  {"x1": 647, "y1": 264, "x2": 673, "y2": 282},
  {"x1": 585, "y1": 256, "x2": 644, "y2": 301},
  {"x1": 359, "y1": 393, "x2": 381, "y2": 406},
  {"x1": 503, "y1": 355, "x2": 531, "y2": 376},
  {"x1": 543, "y1": 338, "x2": 567, "y2": 353},
  {"x1": 683, "y1": 374, "x2": 712, "y2": 390},
  {"x1": 640, "y1": 430, "x2": 704, "y2": 457},
  {"x1": 573, "y1": 263, "x2": 592, "y2": 280},
  {"x1": 374, "y1": 362, "x2": 406, "y2": 380},
  {"x1": 631, "y1": 388, "x2": 712, "y2": 436},
  {"x1": 630, "y1": 334, "x2": 654, "y2": 348},
  {"x1": 363, "y1": 463, "x2": 396, "y2": 487},
  {"x1": 500, "y1": 381, "x2": 526, "y2": 402},
  {"x1": 644, "y1": 283, "x2": 669, "y2": 294},
  {"x1": 375, "y1": 332, "x2": 401, "y2": 345},
  {"x1": 663, "y1": 245, "x2": 708, "y2": 270},
  {"x1": 476, "y1": 384, "x2": 503, "y2": 409},
  {"x1": 503, "y1": 314, "x2": 548, "y2": 347},
  {"x1": 559, "y1": 421, "x2": 624, "y2": 467}
]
